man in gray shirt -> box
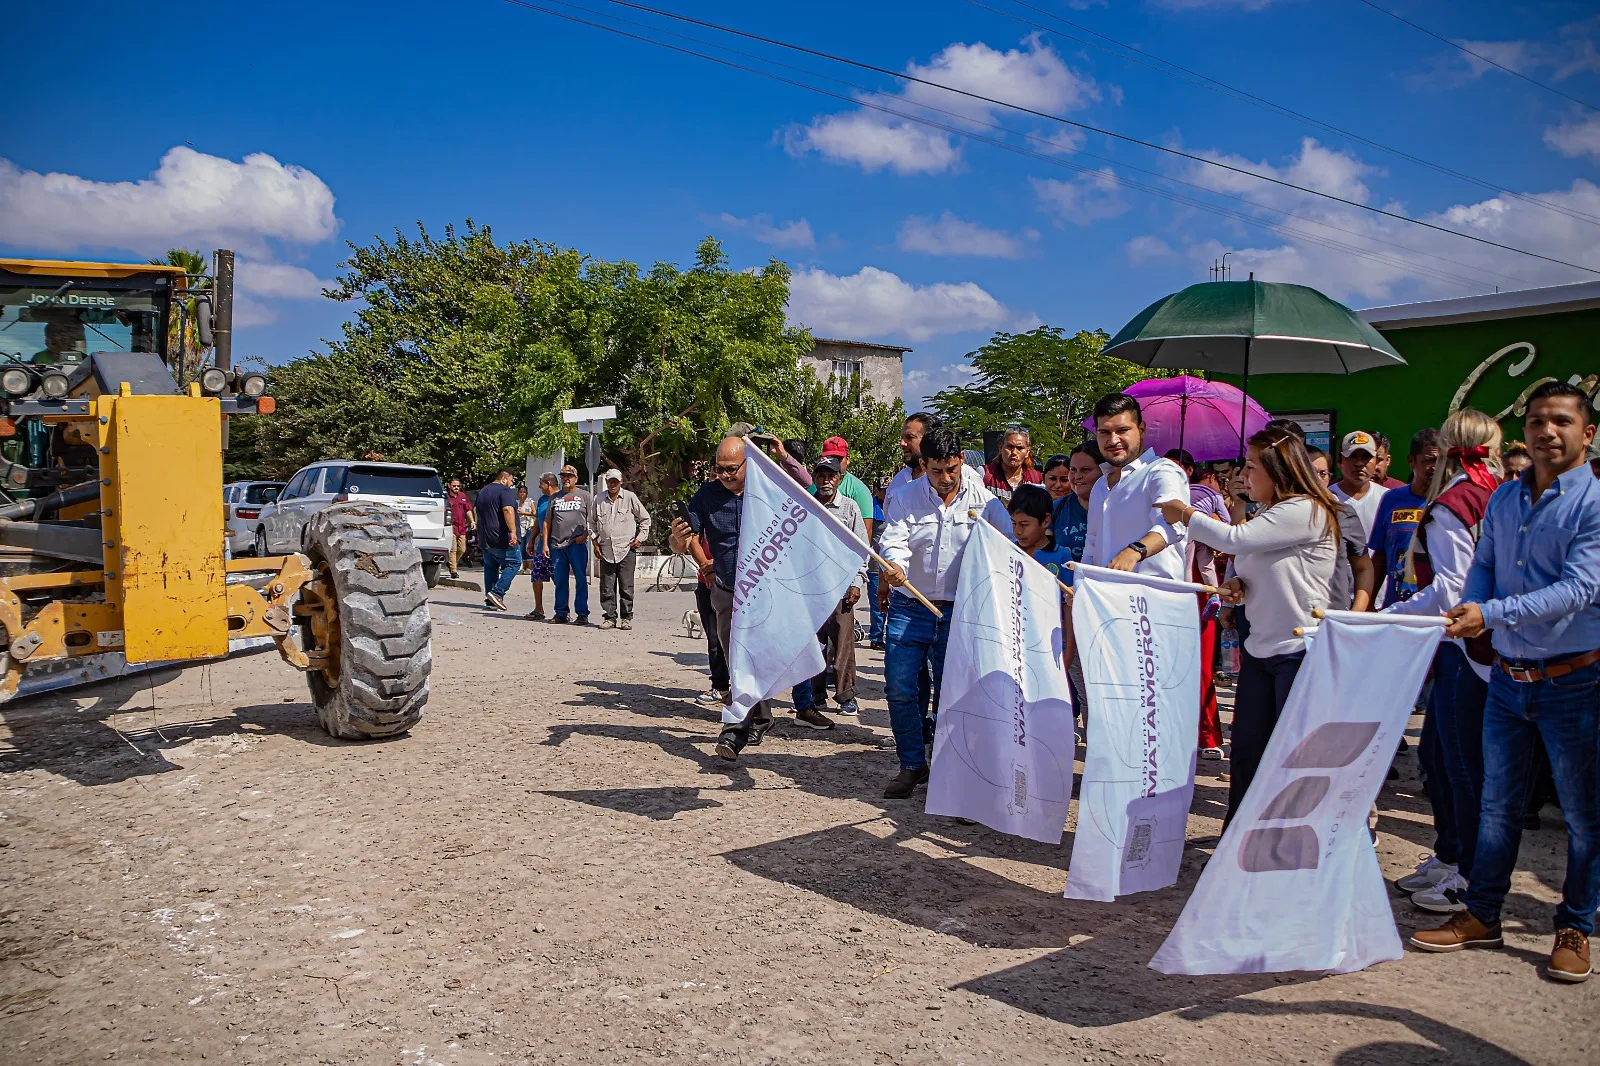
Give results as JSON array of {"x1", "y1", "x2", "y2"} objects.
[
  {"x1": 545, "y1": 465, "x2": 594, "y2": 624},
  {"x1": 791, "y1": 453, "x2": 868, "y2": 726},
  {"x1": 592, "y1": 468, "x2": 652, "y2": 630}
]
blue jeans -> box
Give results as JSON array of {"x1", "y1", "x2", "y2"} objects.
[
  {"x1": 884, "y1": 595, "x2": 952, "y2": 772},
  {"x1": 866, "y1": 571, "x2": 886, "y2": 643},
  {"x1": 1432, "y1": 642, "x2": 1489, "y2": 878},
  {"x1": 1464, "y1": 661, "x2": 1600, "y2": 935},
  {"x1": 482, "y1": 544, "x2": 522, "y2": 599},
  {"x1": 551, "y1": 542, "x2": 589, "y2": 619}
]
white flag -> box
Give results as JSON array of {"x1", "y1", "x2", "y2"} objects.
[
  {"x1": 925, "y1": 520, "x2": 1076, "y2": 843},
  {"x1": 1150, "y1": 612, "x2": 1445, "y2": 975},
  {"x1": 726, "y1": 441, "x2": 870, "y2": 725},
  {"x1": 1064, "y1": 563, "x2": 1202, "y2": 902}
]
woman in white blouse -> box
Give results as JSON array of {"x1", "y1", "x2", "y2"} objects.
[
  {"x1": 1160, "y1": 429, "x2": 1339, "y2": 825},
  {"x1": 1383, "y1": 408, "x2": 1502, "y2": 912}
]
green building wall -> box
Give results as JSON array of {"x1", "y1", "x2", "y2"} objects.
[{"x1": 1223, "y1": 306, "x2": 1600, "y2": 482}]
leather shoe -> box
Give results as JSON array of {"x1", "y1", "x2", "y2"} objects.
[
  {"x1": 1409, "y1": 911, "x2": 1503, "y2": 952},
  {"x1": 1549, "y1": 928, "x2": 1592, "y2": 983},
  {"x1": 884, "y1": 766, "x2": 929, "y2": 799}
]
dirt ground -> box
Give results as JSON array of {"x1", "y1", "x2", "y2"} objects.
[{"x1": 1, "y1": 575, "x2": 1593, "y2": 1065}]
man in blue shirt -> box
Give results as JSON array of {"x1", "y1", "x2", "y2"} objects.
[
  {"x1": 1368, "y1": 429, "x2": 1440, "y2": 607},
  {"x1": 1413, "y1": 382, "x2": 1600, "y2": 984},
  {"x1": 474, "y1": 470, "x2": 521, "y2": 612}
]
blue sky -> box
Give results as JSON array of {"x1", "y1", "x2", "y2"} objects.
[{"x1": 6, "y1": 0, "x2": 1599, "y2": 407}]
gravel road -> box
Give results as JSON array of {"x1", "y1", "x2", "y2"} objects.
[{"x1": 0, "y1": 576, "x2": 1591, "y2": 1064}]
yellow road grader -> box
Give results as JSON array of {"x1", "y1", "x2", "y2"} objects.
[{"x1": 0, "y1": 251, "x2": 430, "y2": 738}]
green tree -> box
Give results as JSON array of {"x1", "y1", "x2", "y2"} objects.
[
  {"x1": 789, "y1": 370, "x2": 906, "y2": 485},
  {"x1": 928, "y1": 326, "x2": 1164, "y2": 457}
]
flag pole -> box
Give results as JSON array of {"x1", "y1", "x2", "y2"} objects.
[
  {"x1": 1066, "y1": 561, "x2": 1221, "y2": 595},
  {"x1": 742, "y1": 437, "x2": 944, "y2": 619}
]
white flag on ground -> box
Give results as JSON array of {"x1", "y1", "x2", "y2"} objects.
[
  {"x1": 726, "y1": 441, "x2": 870, "y2": 726},
  {"x1": 1064, "y1": 563, "x2": 1202, "y2": 902},
  {"x1": 1150, "y1": 612, "x2": 1446, "y2": 975},
  {"x1": 925, "y1": 520, "x2": 1076, "y2": 843}
]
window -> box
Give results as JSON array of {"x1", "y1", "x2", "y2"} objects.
[
  {"x1": 279, "y1": 470, "x2": 310, "y2": 501},
  {"x1": 830, "y1": 358, "x2": 865, "y2": 406},
  {"x1": 344, "y1": 466, "x2": 446, "y2": 500},
  {"x1": 245, "y1": 482, "x2": 284, "y2": 504}
]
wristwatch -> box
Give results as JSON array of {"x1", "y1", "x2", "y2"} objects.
[{"x1": 1125, "y1": 541, "x2": 1150, "y2": 560}]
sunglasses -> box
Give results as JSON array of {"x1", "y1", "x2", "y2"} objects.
[{"x1": 560, "y1": 472, "x2": 578, "y2": 478}]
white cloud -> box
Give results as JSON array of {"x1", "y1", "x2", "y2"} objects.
[
  {"x1": 1032, "y1": 168, "x2": 1129, "y2": 225},
  {"x1": 896, "y1": 212, "x2": 1034, "y2": 258},
  {"x1": 237, "y1": 260, "x2": 332, "y2": 301},
  {"x1": 1545, "y1": 112, "x2": 1600, "y2": 162},
  {"x1": 786, "y1": 36, "x2": 1098, "y2": 175},
  {"x1": 715, "y1": 212, "x2": 816, "y2": 249},
  {"x1": 1426, "y1": 17, "x2": 1600, "y2": 86},
  {"x1": 0, "y1": 146, "x2": 337, "y2": 257},
  {"x1": 787, "y1": 266, "x2": 1011, "y2": 341},
  {"x1": 904, "y1": 361, "x2": 979, "y2": 407},
  {"x1": 1126, "y1": 235, "x2": 1178, "y2": 266},
  {"x1": 1172, "y1": 137, "x2": 1600, "y2": 303}
]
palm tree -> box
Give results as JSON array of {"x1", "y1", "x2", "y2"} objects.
[{"x1": 150, "y1": 248, "x2": 213, "y2": 384}]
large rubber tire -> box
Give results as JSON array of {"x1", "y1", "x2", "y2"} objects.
[
  {"x1": 422, "y1": 562, "x2": 441, "y2": 588},
  {"x1": 302, "y1": 502, "x2": 432, "y2": 739}
]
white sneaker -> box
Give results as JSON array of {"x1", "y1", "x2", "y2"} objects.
[
  {"x1": 1200, "y1": 746, "x2": 1224, "y2": 761},
  {"x1": 1411, "y1": 871, "x2": 1469, "y2": 913},
  {"x1": 1395, "y1": 855, "x2": 1456, "y2": 894},
  {"x1": 695, "y1": 688, "x2": 726, "y2": 705}
]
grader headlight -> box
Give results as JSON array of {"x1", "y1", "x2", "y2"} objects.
[
  {"x1": 1, "y1": 367, "x2": 31, "y2": 397},
  {"x1": 39, "y1": 370, "x2": 70, "y2": 399}
]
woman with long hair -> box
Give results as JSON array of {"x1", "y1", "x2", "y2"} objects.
[
  {"x1": 1042, "y1": 454, "x2": 1072, "y2": 502},
  {"x1": 1383, "y1": 408, "x2": 1503, "y2": 912},
  {"x1": 1160, "y1": 429, "x2": 1339, "y2": 823}
]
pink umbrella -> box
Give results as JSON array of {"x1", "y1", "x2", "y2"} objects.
[{"x1": 1080, "y1": 376, "x2": 1271, "y2": 461}]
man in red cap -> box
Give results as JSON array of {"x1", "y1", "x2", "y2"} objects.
[{"x1": 815, "y1": 436, "x2": 876, "y2": 540}]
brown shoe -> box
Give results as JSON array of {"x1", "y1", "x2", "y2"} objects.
[
  {"x1": 883, "y1": 767, "x2": 929, "y2": 799},
  {"x1": 1409, "y1": 911, "x2": 1504, "y2": 952},
  {"x1": 1549, "y1": 929, "x2": 1592, "y2": 983}
]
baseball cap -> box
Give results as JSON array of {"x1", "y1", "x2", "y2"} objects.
[
  {"x1": 603, "y1": 468, "x2": 623, "y2": 483},
  {"x1": 1340, "y1": 430, "x2": 1377, "y2": 458},
  {"x1": 813, "y1": 454, "x2": 844, "y2": 474},
  {"x1": 821, "y1": 435, "x2": 849, "y2": 458},
  {"x1": 727, "y1": 421, "x2": 756, "y2": 438}
]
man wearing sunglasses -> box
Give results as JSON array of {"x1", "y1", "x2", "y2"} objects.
[{"x1": 669, "y1": 432, "x2": 813, "y2": 761}]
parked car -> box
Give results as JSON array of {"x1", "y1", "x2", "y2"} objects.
[
  {"x1": 223, "y1": 480, "x2": 285, "y2": 555},
  {"x1": 254, "y1": 460, "x2": 450, "y2": 586}
]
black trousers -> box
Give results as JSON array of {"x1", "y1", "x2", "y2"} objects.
[
  {"x1": 694, "y1": 582, "x2": 730, "y2": 691},
  {"x1": 1227, "y1": 647, "x2": 1306, "y2": 826}
]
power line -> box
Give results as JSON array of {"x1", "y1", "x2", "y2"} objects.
[
  {"x1": 581, "y1": 0, "x2": 1600, "y2": 275},
  {"x1": 964, "y1": 0, "x2": 1600, "y2": 228},
  {"x1": 503, "y1": 0, "x2": 1527, "y2": 288},
  {"x1": 1354, "y1": 0, "x2": 1599, "y2": 112}
]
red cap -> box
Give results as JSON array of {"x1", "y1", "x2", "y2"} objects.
[{"x1": 821, "y1": 436, "x2": 849, "y2": 458}]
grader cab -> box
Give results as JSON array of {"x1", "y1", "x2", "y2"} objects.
[{"x1": 0, "y1": 251, "x2": 431, "y2": 738}]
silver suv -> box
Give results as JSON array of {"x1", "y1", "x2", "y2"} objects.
[
  {"x1": 223, "y1": 480, "x2": 285, "y2": 555},
  {"x1": 255, "y1": 460, "x2": 450, "y2": 585}
]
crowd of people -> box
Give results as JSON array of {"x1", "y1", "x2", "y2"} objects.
[
  {"x1": 445, "y1": 461, "x2": 652, "y2": 629},
  {"x1": 446, "y1": 379, "x2": 1600, "y2": 984}
]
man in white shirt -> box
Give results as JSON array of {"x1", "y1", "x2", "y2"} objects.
[
  {"x1": 1331, "y1": 430, "x2": 1386, "y2": 543},
  {"x1": 1082, "y1": 393, "x2": 1190, "y2": 582},
  {"x1": 878, "y1": 427, "x2": 1011, "y2": 799}
]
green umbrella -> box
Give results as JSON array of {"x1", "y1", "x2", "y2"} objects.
[{"x1": 1103, "y1": 279, "x2": 1405, "y2": 453}]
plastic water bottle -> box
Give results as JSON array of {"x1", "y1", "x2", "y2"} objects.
[{"x1": 1220, "y1": 627, "x2": 1241, "y2": 676}]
